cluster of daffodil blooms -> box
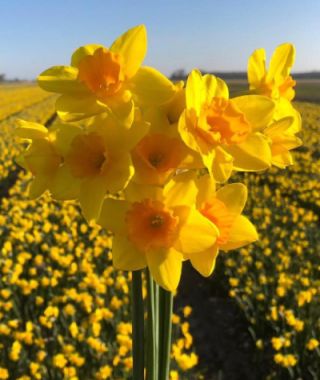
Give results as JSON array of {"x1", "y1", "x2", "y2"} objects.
[{"x1": 15, "y1": 25, "x2": 301, "y2": 293}]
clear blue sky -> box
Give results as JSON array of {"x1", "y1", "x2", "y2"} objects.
[{"x1": 1, "y1": 0, "x2": 319, "y2": 79}]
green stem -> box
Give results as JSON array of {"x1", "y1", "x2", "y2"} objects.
[
  {"x1": 146, "y1": 269, "x2": 157, "y2": 380},
  {"x1": 132, "y1": 270, "x2": 145, "y2": 380},
  {"x1": 158, "y1": 288, "x2": 173, "y2": 380}
]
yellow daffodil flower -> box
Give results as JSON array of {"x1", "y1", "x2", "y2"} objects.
[
  {"x1": 186, "y1": 175, "x2": 258, "y2": 277},
  {"x1": 132, "y1": 83, "x2": 200, "y2": 185},
  {"x1": 178, "y1": 70, "x2": 275, "y2": 182},
  {"x1": 50, "y1": 114, "x2": 148, "y2": 221},
  {"x1": 38, "y1": 25, "x2": 175, "y2": 124},
  {"x1": 248, "y1": 43, "x2": 296, "y2": 101},
  {"x1": 98, "y1": 174, "x2": 219, "y2": 291},
  {"x1": 14, "y1": 120, "x2": 61, "y2": 198}
]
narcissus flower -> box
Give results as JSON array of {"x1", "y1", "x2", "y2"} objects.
[
  {"x1": 248, "y1": 43, "x2": 296, "y2": 101},
  {"x1": 186, "y1": 175, "x2": 258, "y2": 277},
  {"x1": 132, "y1": 83, "x2": 200, "y2": 185},
  {"x1": 98, "y1": 175, "x2": 219, "y2": 291},
  {"x1": 50, "y1": 115, "x2": 148, "y2": 221},
  {"x1": 14, "y1": 120, "x2": 61, "y2": 198},
  {"x1": 178, "y1": 70, "x2": 275, "y2": 182},
  {"x1": 38, "y1": 25, "x2": 175, "y2": 124},
  {"x1": 15, "y1": 114, "x2": 148, "y2": 222}
]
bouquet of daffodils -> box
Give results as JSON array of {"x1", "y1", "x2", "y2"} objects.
[{"x1": 15, "y1": 25, "x2": 301, "y2": 380}]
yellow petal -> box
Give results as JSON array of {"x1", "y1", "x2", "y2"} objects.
[
  {"x1": 124, "y1": 181, "x2": 163, "y2": 203},
  {"x1": 71, "y1": 44, "x2": 104, "y2": 67},
  {"x1": 15, "y1": 120, "x2": 48, "y2": 139},
  {"x1": 215, "y1": 183, "x2": 247, "y2": 215},
  {"x1": 98, "y1": 199, "x2": 130, "y2": 234},
  {"x1": 110, "y1": 25, "x2": 147, "y2": 79},
  {"x1": 202, "y1": 74, "x2": 229, "y2": 101},
  {"x1": 177, "y1": 208, "x2": 219, "y2": 255},
  {"x1": 225, "y1": 133, "x2": 271, "y2": 171},
  {"x1": 272, "y1": 151, "x2": 294, "y2": 168},
  {"x1": 104, "y1": 152, "x2": 134, "y2": 194},
  {"x1": 186, "y1": 69, "x2": 204, "y2": 114},
  {"x1": 215, "y1": 77, "x2": 229, "y2": 98},
  {"x1": 178, "y1": 109, "x2": 203, "y2": 154},
  {"x1": 56, "y1": 94, "x2": 108, "y2": 122},
  {"x1": 189, "y1": 245, "x2": 219, "y2": 277},
  {"x1": 50, "y1": 165, "x2": 80, "y2": 200},
  {"x1": 113, "y1": 236, "x2": 147, "y2": 271},
  {"x1": 268, "y1": 43, "x2": 295, "y2": 84},
  {"x1": 90, "y1": 113, "x2": 149, "y2": 151},
  {"x1": 203, "y1": 74, "x2": 217, "y2": 103},
  {"x1": 163, "y1": 172, "x2": 198, "y2": 208},
  {"x1": 211, "y1": 147, "x2": 233, "y2": 183},
  {"x1": 264, "y1": 116, "x2": 293, "y2": 136},
  {"x1": 274, "y1": 99, "x2": 301, "y2": 133},
  {"x1": 130, "y1": 67, "x2": 175, "y2": 106},
  {"x1": 195, "y1": 174, "x2": 216, "y2": 206},
  {"x1": 248, "y1": 48, "x2": 266, "y2": 88},
  {"x1": 38, "y1": 66, "x2": 88, "y2": 94},
  {"x1": 221, "y1": 215, "x2": 258, "y2": 251},
  {"x1": 146, "y1": 247, "x2": 182, "y2": 291},
  {"x1": 79, "y1": 176, "x2": 107, "y2": 221},
  {"x1": 232, "y1": 95, "x2": 275, "y2": 130},
  {"x1": 109, "y1": 98, "x2": 135, "y2": 129},
  {"x1": 52, "y1": 124, "x2": 82, "y2": 156},
  {"x1": 28, "y1": 176, "x2": 49, "y2": 199}
]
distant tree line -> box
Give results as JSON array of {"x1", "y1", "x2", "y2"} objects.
[{"x1": 170, "y1": 69, "x2": 320, "y2": 81}]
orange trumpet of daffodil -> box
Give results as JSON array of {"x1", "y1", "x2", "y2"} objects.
[
  {"x1": 38, "y1": 25, "x2": 175, "y2": 124},
  {"x1": 186, "y1": 175, "x2": 258, "y2": 277},
  {"x1": 178, "y1": 70, "x2": 275, "y2": 182},
  {"x1": 97, "y1": 174, "x2": 219, "y2": 291}
]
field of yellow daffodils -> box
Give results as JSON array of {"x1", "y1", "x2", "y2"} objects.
[
  {"x1": 0, "y1": 87, "x2": 318, "y2": 380},
  {"x1": 0, "y1": 86, "x2": 198, "y2": 380}
]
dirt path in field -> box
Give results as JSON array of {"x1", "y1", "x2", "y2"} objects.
[{"x1": 176, "y1": 262, "x2": 269, "y2": 380}]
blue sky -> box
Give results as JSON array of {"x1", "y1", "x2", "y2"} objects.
[{"x1": 1, "y1": 0, "x2": 319, "y2": 79}]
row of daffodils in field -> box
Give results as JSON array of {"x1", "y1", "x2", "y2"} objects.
[
  {"x1": 14, "y1": 25, "x2": 302, "y2": 379},
  {"x1": 0, "y1": 85, "x2": 52, "y2": 122}
]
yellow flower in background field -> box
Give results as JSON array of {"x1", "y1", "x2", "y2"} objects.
[
  {"x1": 38, "y1": 25, "x2": 175, "y2": 124},
  {"x1": 178, "y1": 70, "x2": 275, "y2": 182},
  {"x1": 248, "y1": 43, "x2": 296, "y2": 101},
  {"x1": 98, "y1": 174, "x2": 219, "y2": 291},
  {"x1": 186, "y1": 175, "x2": 258, "y2": 277}
]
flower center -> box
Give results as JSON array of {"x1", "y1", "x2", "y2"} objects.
[
  {"x1": 134, "y1": 134, "x2": 184, "y2": 171},
  {"x1": 125, "y1": 199, "x2": 179, "y2": 251},
  {"x1": 66, "y1": 132, "x2": 108, "y2": 178},
  {"x1": 150, "y1": 214, "x2": 165, "y2": 228},
  {"x1": 149, "y1": 153, "x2": 164, "y2": 168},
  {"x1": 197, "y1": 98, "x2": 252, "y2": 147},
  {"x1": 78, "y1": 48, "x2": 123, "y2": 101}
]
